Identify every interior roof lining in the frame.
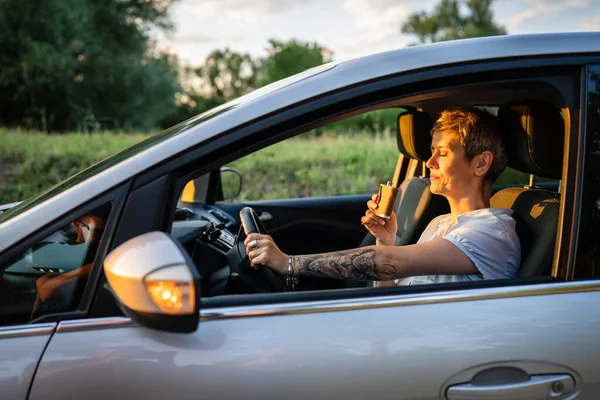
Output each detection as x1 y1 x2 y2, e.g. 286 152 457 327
392 78 567 118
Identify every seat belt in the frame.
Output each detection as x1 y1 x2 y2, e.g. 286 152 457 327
407 159 419 180
391 153 411 188
391 152 422 186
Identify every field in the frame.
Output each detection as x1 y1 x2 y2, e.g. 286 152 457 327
0 129 531 204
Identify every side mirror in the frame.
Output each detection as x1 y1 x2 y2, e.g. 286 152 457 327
220 167 242 201
103 231 201 333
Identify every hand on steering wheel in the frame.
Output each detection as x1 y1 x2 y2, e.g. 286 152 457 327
244 233 287 275
236 207 286 292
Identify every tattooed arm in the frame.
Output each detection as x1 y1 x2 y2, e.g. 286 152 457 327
294 247 395 281
244 234 477 281
293 238 477 281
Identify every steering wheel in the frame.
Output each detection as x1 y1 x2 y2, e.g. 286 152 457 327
227 207 285 293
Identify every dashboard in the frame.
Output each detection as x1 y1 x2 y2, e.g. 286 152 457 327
172 204 240 296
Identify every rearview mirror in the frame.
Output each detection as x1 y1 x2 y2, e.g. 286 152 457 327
103 231 201 333
220 167 242 201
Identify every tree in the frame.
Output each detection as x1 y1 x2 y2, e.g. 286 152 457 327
194 49 257 103
256 39 333 87
401 0 506 45
158 49 256 128
0 0 181 132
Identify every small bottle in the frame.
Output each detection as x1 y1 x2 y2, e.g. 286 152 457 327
374 181 399 219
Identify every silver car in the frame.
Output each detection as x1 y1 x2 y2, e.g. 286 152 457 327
1 32 600 399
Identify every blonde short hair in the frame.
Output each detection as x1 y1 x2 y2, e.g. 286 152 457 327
431 107 508 184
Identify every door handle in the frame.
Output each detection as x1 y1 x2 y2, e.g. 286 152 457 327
258 212 273 221
446 374 574 400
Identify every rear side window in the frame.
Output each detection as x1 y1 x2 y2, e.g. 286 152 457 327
0 203 111 325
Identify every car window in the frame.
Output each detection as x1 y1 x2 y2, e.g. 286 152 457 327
217 108 405 202
178 106 555 204
574 65 600 279
0 204 111 326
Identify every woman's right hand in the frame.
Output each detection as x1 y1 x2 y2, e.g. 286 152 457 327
361 194 398 246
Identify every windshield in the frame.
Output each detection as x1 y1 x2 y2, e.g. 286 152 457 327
0 63 336 224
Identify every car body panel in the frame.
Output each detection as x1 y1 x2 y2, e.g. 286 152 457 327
29 282 599 399
2 32 600 252
0 323 55 400
0 202 21 214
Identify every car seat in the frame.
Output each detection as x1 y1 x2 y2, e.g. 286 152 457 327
492 101 564 277
360 110 450 247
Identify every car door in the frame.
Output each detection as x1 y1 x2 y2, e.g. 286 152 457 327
26 281 599 400
0 323 55 400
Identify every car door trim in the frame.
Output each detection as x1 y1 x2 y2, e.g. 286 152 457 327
0 323 56 339
56 317 133 333
51 280 600 331
199 280 600 321
51 280 600 332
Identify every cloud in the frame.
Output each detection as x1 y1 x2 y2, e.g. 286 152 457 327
522 0 562 5
171 33 217 45
343 0 428 31
179 0 313 15
583 16 600 30
162 0 291 64
502 2 561 32
521 0 593 9
566 0 595 6
335 0 435 58
162 0 595 68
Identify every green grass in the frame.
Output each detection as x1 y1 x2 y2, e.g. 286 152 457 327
0 129 148 203
222 130 403 201
0 128 532 204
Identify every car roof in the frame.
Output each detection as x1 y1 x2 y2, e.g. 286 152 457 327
2 32 600 252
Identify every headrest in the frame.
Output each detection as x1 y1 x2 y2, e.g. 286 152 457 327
397 110 434 162
497 101 564 179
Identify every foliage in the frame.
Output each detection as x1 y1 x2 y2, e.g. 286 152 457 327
255 39 333 87
320 109 403 136
0 0 181 132
401 0 506 45
0 128 531 204
194 49 257 103
161 39 334 128
222 130 399 201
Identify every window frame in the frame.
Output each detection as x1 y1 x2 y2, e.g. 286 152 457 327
194 68 579 302
91 57 595 314
572 64 600 279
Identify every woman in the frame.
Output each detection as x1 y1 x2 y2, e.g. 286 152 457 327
244 107 521 287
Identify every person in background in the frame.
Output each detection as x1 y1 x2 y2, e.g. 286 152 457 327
35 214 105 306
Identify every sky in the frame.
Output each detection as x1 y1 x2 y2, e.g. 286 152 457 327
160 0 600 67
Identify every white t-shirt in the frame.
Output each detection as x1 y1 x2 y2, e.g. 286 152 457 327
397 208 521 286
